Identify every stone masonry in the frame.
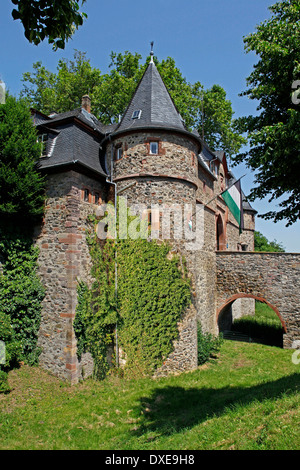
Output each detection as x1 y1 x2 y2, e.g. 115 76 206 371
29 56 300 383
216 252 300 348
34 170 106 383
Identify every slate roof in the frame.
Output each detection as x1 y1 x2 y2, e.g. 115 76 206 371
32 108 107 178
30 61 256 217
113 58 188 135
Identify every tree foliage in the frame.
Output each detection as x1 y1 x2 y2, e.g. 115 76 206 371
0 232 45 367
254 231 285 252
21 50 245 157
11 0 87 50
234 0 300 225
0 95 45 225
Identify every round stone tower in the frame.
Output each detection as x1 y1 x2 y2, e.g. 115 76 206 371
101 54 203 375
103 54 202 244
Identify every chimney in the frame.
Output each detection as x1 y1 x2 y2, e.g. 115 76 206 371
81 94 91 113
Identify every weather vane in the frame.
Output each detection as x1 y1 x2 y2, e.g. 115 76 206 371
150 41 154 62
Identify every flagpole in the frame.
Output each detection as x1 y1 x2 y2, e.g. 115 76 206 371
203 174 246 208
190 174 246 219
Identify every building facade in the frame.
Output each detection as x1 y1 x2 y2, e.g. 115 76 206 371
32 55 299 384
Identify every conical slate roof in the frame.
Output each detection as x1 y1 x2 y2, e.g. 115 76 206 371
115 57 186 134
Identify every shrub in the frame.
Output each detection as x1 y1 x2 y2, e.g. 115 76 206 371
197 323 223 365
0 311 22 394
0 232 45 365
0 370 10 394
0 311 22 369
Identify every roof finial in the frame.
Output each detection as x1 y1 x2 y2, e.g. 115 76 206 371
150 41 154 63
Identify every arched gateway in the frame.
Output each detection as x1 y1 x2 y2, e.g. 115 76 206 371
217 293 287 333
216 251 300 348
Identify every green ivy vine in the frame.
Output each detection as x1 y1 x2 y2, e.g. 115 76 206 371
74 206 192 379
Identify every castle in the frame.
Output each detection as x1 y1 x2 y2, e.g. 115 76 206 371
31 53 300 383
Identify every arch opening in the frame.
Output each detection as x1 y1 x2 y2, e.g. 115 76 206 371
216 214 226 251
217 294 286 348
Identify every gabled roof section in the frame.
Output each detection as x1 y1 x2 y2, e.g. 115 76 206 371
31 107 107 178
115 59 187 134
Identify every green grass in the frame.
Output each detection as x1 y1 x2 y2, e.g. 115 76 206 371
232 301 284 347
0 341 299 450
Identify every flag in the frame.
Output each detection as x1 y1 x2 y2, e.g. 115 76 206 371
221 179 244 232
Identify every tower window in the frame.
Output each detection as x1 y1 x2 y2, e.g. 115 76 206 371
84 189 90 202
132 110 142 119
116 146 123 160
94 192 101 204
149 141 158 155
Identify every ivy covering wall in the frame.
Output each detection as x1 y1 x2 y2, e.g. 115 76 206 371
74 211 192 379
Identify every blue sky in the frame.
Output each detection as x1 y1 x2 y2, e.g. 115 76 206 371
1 0 299 251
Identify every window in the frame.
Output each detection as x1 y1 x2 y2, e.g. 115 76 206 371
94 192 101 204
132 110 141 119
37 133 48 157
142 208 160 237
116 146 123 160
149 141 158 155
84 189 90 202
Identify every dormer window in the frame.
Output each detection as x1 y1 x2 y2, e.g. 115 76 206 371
37 133 48 157
210 161 219 176
149 141 158 155
132 110 142 120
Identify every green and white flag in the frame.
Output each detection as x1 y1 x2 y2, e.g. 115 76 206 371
221 178 244 232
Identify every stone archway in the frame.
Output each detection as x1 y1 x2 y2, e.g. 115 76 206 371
216 252 300 348
216 293 287 334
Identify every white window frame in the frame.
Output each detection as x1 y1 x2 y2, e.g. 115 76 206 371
149 141 159 155
132 110 142 120
37 133 48 157
116 147 123 160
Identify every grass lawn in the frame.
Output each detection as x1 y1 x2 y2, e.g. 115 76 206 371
232 301 284 347
0 340 299 450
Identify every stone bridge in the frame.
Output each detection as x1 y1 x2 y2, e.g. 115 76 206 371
215 252 300 348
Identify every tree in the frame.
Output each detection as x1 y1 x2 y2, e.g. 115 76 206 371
0 95 45 225
254 231 285 252
21 51 103 115
11 0 87 50
234 0 300 226
200 84 246 156
20 50 245 156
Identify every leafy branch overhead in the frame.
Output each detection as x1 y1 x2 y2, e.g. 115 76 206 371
233 0 300 226
11 0 87 50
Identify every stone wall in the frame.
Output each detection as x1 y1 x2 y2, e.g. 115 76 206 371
109 131 201 374
34 170 106 383
216 252 300 348
31 128 276 383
